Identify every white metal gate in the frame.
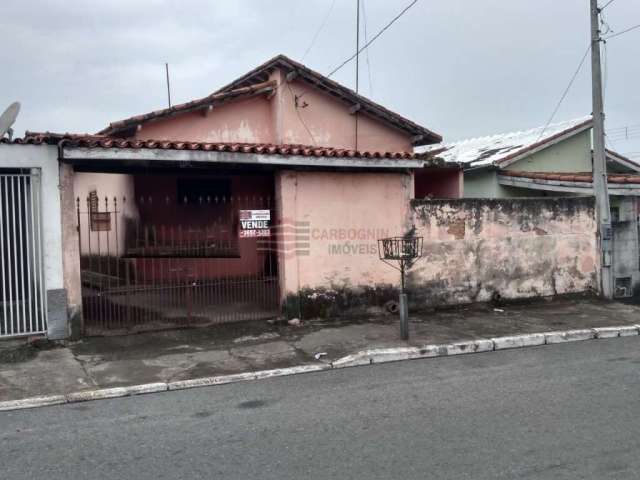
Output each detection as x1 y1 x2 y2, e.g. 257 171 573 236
0 169 46 337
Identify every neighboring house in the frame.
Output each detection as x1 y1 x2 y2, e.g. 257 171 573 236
93 54 460 200
421 117 640 298
419 117 640 199
4 54 461 338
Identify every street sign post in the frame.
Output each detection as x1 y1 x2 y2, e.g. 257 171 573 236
378 234 423 340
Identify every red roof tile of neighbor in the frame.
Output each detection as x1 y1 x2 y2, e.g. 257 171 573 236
500 170 640 184
8 132 445 162
99 54 442 144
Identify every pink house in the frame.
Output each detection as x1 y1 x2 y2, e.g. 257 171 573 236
100 55 442 152
55 54 461 334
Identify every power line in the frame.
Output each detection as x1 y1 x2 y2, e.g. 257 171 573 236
606 126 640 141
600 0 617 11
327 0 418 78
286 82 316 146
607 133 640 142
605 132 619 152
607 122 640 133
302 0 336 61
536 44 591 142
604 23 640 40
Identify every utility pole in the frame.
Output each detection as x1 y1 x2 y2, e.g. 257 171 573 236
590 0 613 298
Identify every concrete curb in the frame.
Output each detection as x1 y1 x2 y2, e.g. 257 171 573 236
0 365 331 412
1 325 638 412
545 329 595 344
492 333 546 350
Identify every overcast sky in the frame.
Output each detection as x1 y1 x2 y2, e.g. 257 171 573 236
2 0 639 157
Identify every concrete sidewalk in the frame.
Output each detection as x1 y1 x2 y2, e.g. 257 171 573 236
1 295 640 403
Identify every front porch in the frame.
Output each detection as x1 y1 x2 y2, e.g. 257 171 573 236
73 168 278 335
54 135 456 337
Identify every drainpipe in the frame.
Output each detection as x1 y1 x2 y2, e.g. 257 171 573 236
57 138 69 164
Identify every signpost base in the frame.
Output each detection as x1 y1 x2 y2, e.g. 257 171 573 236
399 293 409 340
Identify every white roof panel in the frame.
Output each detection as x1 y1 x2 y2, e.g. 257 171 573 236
417 117 592 168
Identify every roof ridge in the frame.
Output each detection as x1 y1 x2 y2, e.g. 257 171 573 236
99 54 441 144
440 116 593 148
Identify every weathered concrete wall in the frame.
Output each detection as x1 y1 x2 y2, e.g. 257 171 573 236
273 72 412 151
610 196 640 297
59 163 82 337
135 95 276 144
409 197 598 306
276 170 413 315
505 130 592 173
0 143 68 338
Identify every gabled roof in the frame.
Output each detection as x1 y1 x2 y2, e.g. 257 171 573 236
606 149 640 173
99 54 441 145
419 117 593 168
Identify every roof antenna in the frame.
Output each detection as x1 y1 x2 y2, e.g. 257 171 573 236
355 0 360 150
0 102 20 141
165 63 172 108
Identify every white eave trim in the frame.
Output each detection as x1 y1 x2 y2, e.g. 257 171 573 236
497 174 640 196
607 151 640 173
62 146 429 170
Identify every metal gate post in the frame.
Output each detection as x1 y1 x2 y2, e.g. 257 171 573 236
0 170 48 338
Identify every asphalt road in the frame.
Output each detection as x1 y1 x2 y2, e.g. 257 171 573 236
2 337 640 479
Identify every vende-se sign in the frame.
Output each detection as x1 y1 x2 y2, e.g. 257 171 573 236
239 210 271 238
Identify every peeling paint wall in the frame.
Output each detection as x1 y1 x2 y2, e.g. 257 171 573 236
273 74 412 152
276 170 413 296
275 169 415 318
128 69 415 152
0 143 69 338
135 96 276 144
276 181 598 318
409 197 598 306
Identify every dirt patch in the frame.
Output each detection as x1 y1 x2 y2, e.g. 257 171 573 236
0 339 62 364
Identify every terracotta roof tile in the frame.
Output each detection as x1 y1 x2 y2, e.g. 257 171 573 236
4 132 449 165
500 170 640 184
